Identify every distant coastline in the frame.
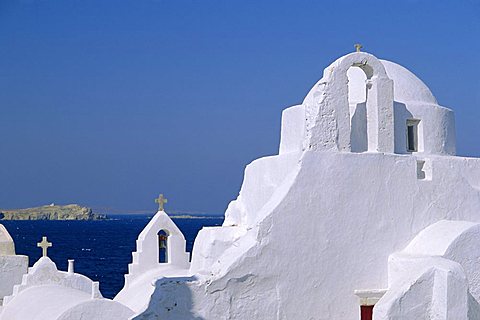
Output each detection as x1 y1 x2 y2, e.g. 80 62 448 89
168 214 223 220
0 204 107 221
0 205 224 221
105 213 224 220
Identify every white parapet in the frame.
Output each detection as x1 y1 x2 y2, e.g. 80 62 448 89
114 210 191 314
0 225 28 306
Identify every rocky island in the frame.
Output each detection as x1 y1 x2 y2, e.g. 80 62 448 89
0 204 107 220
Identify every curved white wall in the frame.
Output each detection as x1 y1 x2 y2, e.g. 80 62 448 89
134 52 470 320
280 56 457 156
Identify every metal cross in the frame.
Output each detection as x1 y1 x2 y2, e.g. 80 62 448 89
155 194 168 211
37 236 52 257
354 43 363 52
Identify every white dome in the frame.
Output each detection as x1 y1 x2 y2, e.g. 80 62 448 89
380 59 438 105
347 59 438 106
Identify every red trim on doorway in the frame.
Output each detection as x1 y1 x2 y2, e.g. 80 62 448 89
360 305 374 320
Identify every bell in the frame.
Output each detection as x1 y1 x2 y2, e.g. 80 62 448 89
159 235 168 249
159 240 166 249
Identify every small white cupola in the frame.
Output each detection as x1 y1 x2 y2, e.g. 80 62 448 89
279 49 456 156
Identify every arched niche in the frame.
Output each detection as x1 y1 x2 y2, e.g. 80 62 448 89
123 211 190 288
304 52 394 153
333 53 394 153
347 66 368 152
157 229 169 263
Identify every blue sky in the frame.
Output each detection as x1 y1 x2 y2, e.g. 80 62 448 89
1 0 479 214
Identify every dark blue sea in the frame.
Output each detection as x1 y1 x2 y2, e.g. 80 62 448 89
1 214 224 299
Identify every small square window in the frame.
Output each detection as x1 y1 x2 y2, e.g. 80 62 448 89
406 119 420 152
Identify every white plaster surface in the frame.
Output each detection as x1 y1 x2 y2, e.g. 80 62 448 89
116 265 190 315
374 256 469 320
223 152 301 228
347 58 455 155
0 257 133 320
385 220 480 310
374 220 480 319
115 210 190 314
57 299 135 320
0 256 28 305
133 52 480 319
1 51 477 319
135 151 480 319
279 105 305 155
303 52 396 153
0 225 15 256
0 225 28 305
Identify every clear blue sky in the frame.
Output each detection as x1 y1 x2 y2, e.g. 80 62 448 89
1 0 479 214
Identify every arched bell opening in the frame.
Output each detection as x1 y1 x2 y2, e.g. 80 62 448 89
347 66 369 152
157 229 169 263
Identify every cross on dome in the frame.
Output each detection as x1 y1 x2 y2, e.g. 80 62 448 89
155 194 168 211
354 43 363 52
37 236 52 257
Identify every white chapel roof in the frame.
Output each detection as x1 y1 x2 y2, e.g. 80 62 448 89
380 59 438 105
0 225 15 255
0 256 134 320
345 55 438 106
0 285 91 320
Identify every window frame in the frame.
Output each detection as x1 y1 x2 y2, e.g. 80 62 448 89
406 119 420 152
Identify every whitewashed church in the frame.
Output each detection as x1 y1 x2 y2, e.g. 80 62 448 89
1 49 480 319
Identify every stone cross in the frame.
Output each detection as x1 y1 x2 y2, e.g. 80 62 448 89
155 194 168 211
354 43 363 52
37 236 52 257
